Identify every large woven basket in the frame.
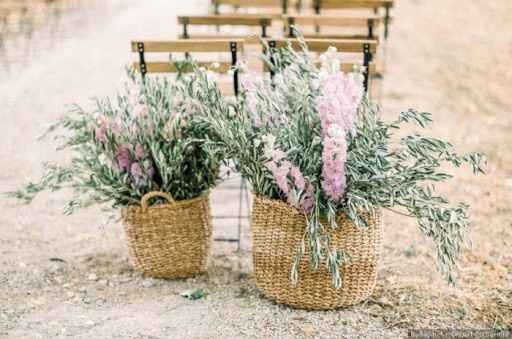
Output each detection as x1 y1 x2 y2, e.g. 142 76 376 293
252 195 382 310
122 191 212 279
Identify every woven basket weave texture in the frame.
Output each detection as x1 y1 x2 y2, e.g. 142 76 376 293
252 195 382 310
122 192 212 279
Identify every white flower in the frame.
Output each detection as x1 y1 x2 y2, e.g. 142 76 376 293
262 134 276 149
311 79 320 91
327 125 345 140
237 60 249 72
98 154 108 166
205 70 219 81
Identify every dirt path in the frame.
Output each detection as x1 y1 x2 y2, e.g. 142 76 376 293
1 0 511 338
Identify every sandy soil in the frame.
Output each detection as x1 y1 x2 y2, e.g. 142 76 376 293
0 0 511 338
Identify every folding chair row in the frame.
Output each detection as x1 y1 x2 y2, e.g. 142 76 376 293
212 0 394 14
131 38 377 95
211 0 394 39
178 13 385 41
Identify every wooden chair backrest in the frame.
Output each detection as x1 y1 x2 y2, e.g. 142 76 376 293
312 0 394 38
131 39 245 95
178 15 273 39
213 0 291 14
283 14 382 40
263 38 377 90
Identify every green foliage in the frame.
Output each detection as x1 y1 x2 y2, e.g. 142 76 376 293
199 42 486 287
8 69 224 213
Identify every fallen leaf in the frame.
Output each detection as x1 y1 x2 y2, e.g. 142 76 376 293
180 288 206 300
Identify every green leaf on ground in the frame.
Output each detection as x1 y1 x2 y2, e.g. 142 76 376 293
180 288 206 300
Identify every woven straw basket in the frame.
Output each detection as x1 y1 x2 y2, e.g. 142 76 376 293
252 195 382 310
122 191 212 279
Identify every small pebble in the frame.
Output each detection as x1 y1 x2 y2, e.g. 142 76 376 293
88 273 98 281
142 279 156 288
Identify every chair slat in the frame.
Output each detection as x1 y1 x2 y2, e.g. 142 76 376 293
133 61 233 74
131 40 245 53
266 38 378 53
317 0 394 9
215 0 284 7
178 15 272 26
263 61 377 74
302 33 380 40
284 14 382 27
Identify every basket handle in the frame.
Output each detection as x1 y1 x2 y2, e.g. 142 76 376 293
140 191 175 212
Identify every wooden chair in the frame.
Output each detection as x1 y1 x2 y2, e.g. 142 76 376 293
262 38 378 91
312 0 394 39
284 14 382 40
178 15 273 41
212 0 292 15
131 39 244 96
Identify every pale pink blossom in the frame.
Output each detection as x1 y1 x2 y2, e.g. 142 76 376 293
316 62 364 202
263 134 314 212
94 116 109 143
290 166 305 191
301 178 315 214
135 144 146 160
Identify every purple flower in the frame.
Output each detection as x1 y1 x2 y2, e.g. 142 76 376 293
116 144 133 172
130 162 143 177
146 162 155 178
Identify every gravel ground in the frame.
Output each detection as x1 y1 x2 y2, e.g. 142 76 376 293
0 0 511 338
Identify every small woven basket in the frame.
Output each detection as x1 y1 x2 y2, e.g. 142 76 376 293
252 195 382 310
122 191 212 279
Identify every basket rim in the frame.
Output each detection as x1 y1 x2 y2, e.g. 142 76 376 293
123 193 209 214
253 194 304 217
253 194 381 221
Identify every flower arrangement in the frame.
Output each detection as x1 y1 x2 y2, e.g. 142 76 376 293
9 69 224 213
201 41 486 288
